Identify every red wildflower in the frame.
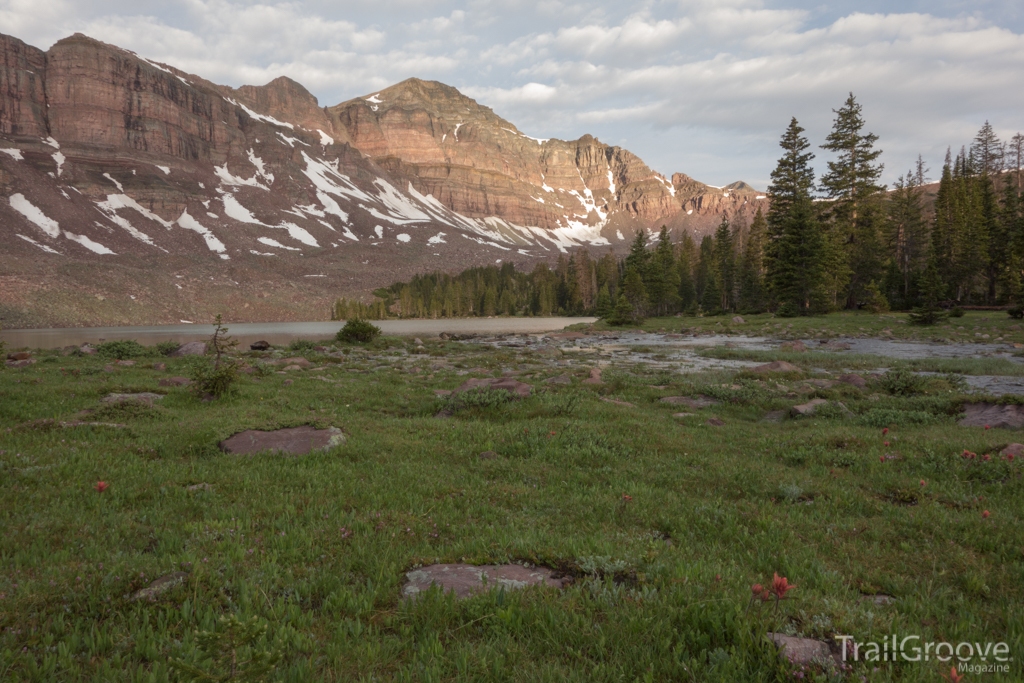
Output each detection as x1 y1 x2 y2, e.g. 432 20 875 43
770 573 795 600
94 481 108 493
920 480 927 487
751 583 763 596
880 456 885 463
985 424 991 430
1006 453 1015 462
983 454 991 461
884 441 890 447
944 665 965 682
983 510 990 519
882 428 889 435
621 494 633 502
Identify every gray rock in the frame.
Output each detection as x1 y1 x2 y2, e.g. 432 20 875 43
544 374 572 385
791 398 828 417
582 367 603 385
780 340 808 352
250 340 271 351
1001 443 1024 457
170 341 206 357
960 403 1024 429
403 563 566 600
732 316 745 324
837 373 866 388
132 572 188 601
102 392 164 404
158 377 190 387
219 426 346 456
767 633 836 666
751 361 802 374
455 377 532 398
660 395 719 409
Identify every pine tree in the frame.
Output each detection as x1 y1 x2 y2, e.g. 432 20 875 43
647 226 680 315
738 207 767 313
765 118 827 315
713 217 735 311
676 232 697 311
886 157 928 307
909 259 949 325
819 93 885 308
620 266 648 322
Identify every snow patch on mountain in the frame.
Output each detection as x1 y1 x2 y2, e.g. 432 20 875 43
64 231 114 255
177 210 228 257
16 233 60 254
10 194 60 237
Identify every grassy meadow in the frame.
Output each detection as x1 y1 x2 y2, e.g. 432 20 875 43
2 313 1023 681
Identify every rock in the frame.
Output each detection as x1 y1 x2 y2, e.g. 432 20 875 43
283 379 294 386
780 340 807 352
132 572 189 601
219 426 346 456
403 564 566 600
478 450 498 460
767 633 835 666
959 403 1024 429
732 316 745 324
659 396 719 409
114 360 135 366
280 357 312 368
837 373 866 388
158 376 190 387
823 341 852 351
672 412 696 418
600 397 634 407
186 483 212 492
861 594 895 605
282 364 303 372
455 377 532 399
7 351 32 361
705 417 725 426
762 409 787 423
581 367 603 385
413 338 423 345
103 364 116 373
804 379 834 389
79 345 97 355
1000 443 1024 457
5 359 35 368
544 374 572 385
548 331 585 340
750 361 802 374
791 398 828 417
434 389 453 397
250 340 271 351
170 341 206 357
152 362 167 371
101 392 164 404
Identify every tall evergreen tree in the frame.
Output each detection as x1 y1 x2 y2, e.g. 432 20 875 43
885 156 928 306
738 208 767 313
648 226 680 315
713 217 735 311
676 232 697 311
766 118 826 315
819 93 885 307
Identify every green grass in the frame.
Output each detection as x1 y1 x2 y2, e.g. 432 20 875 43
1 337 1022 681
571 310 1024 344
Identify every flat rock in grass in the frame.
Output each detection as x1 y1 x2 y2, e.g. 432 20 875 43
959 403 1024 429
767 633 835 666
151 362 167 371
1001 443 1024 457
660 396 719 409
170 341 206 357
455 377 532 398
132 572 188 601
601 397 634 407
705 417 725 426
102 392 164 404
582 367 603 385
751 361 802 374
282 364 304 372
732 316 745 324
672 412 696 418
544 374 572 385
7 351 32 361
780 340 808 352
434 389 453 397
791 398 828 417
5 359 35 367
403 564 566 600
158 376 190 387
838 373 867 389
804 379 834 389
280 357 312 368
861 594 895 605
219 426 346 456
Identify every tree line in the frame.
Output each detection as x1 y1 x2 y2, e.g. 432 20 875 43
332 95 1023 323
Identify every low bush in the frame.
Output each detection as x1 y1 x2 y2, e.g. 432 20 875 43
96 340 151 360
336 319 381 344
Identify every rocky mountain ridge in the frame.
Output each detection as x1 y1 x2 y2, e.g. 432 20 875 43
1 31 763 327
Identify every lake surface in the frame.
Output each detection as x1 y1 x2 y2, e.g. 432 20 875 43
0 318 597 349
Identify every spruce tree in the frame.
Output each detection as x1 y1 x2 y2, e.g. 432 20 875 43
819 93 884 308
765 118 826 315
738 208 767 313
885 157 928 306
621 266 649 320
677 233 697 312
713 217 735 311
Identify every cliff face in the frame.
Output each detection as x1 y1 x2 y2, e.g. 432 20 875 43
0 31 765 328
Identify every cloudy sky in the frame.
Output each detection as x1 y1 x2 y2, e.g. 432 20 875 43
3 0 1022 188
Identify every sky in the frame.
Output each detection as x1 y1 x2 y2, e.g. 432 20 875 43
2 0 1022 189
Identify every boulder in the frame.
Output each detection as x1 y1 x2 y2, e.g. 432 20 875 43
170 341 206 357
250 340 271 351
158 377 191 387
837 373 866 389
152 362 167 371
1001 443 1024 457
767 633 835 666
282 364 304 372
5 359 35 368
959 403 1024 429
750 361 801 374
7 351 31 361
581 367 603 385
219 425 346 456
780 340 807 352
544 374 572 385
280 357 312 368
101 392 164 404
791 398 828 417
114 360 135 366
403 564 566 600
732 316 745 324
455 377 532 399
132 572 189 601
823 341 852 351
79 344 97 355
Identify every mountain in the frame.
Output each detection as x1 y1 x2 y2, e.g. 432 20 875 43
0 32 764 328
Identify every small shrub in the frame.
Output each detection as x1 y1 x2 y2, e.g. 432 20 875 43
97 340 151 360
336 319 381 344
156 340 181 356
438 388 516 415
288 339 318 352
856 409 942 428
169 614 282 682
949 306 965 318
188 315 239 398
879 367 924 396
